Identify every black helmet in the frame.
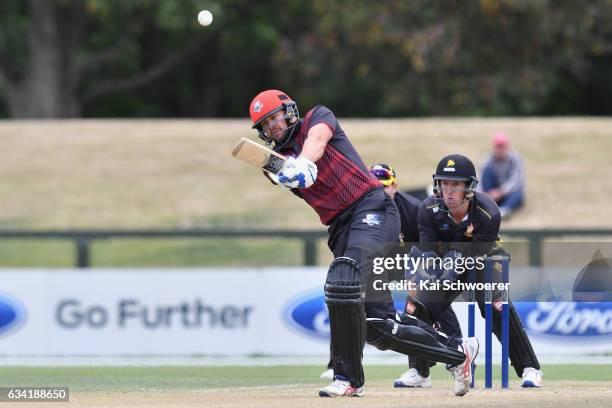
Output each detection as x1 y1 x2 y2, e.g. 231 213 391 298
433 154 478 199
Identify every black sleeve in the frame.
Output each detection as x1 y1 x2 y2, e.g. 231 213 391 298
308 106 338 133
473 214 501 242
401 209 420 243
417 204 447 255
395 193 420 243
472 213 502 256
417 203 439 243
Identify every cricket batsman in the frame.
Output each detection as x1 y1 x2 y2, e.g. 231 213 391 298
248 90 479 397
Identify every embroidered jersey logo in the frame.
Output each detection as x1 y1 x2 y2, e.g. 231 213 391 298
362 213 381 226
465 223 474 238
440 223 451 231
405 301 416 314
443 159 456 172
253 100 263 113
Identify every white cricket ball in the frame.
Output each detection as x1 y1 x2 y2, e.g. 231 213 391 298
198 10 213 26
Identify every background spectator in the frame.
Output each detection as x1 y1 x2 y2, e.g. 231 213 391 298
480 133 525 218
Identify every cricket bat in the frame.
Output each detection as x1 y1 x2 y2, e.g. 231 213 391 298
231 137 287 174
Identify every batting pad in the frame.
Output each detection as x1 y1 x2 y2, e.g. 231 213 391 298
325 257 366 388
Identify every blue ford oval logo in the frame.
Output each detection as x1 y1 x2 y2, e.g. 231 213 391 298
283 289 405 340
284 289 329 340
0 292 27 337
515 302 612 339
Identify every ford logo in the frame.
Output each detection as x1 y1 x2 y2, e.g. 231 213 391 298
283 289 405 340
515 302 612 339
283 289 329 340
0 292 27 337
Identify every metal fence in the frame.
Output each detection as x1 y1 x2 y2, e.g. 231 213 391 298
1 228 611 268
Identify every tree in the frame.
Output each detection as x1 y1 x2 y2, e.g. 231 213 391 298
1 0 611 118
0 0 212 118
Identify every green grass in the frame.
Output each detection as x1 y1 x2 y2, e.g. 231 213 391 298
91 238 304 267
0 240 74 267
1 119 611 267
0 238 306 267
0 365 609 392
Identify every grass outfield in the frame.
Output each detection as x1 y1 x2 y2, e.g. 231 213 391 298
2 365 611 390
1 365 610 407
2 118 611 230
1 119 611 267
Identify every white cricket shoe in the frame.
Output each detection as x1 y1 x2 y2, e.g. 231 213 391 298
393 368 432 388
319 375 364 397
320 368 334 381
448 337 479 397
521 367 543 388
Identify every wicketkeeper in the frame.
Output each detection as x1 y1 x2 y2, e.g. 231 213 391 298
404 154 543 389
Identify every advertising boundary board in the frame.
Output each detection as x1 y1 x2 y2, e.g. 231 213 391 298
0 268 610 358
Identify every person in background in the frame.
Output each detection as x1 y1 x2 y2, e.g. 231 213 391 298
369 164 420 244
480 133 525 218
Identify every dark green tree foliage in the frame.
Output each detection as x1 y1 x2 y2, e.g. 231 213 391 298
0 0 222 117
0 0 611 118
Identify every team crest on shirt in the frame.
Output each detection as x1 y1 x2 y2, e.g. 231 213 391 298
465 223 474 238
362 213 381 226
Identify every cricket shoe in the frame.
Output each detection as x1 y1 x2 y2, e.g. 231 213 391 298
521 367 543 388
319 375 364 397
393 368 432 388
320 368 334 381
447 337 479 397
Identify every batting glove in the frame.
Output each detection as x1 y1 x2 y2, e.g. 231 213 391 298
268 156 318 189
